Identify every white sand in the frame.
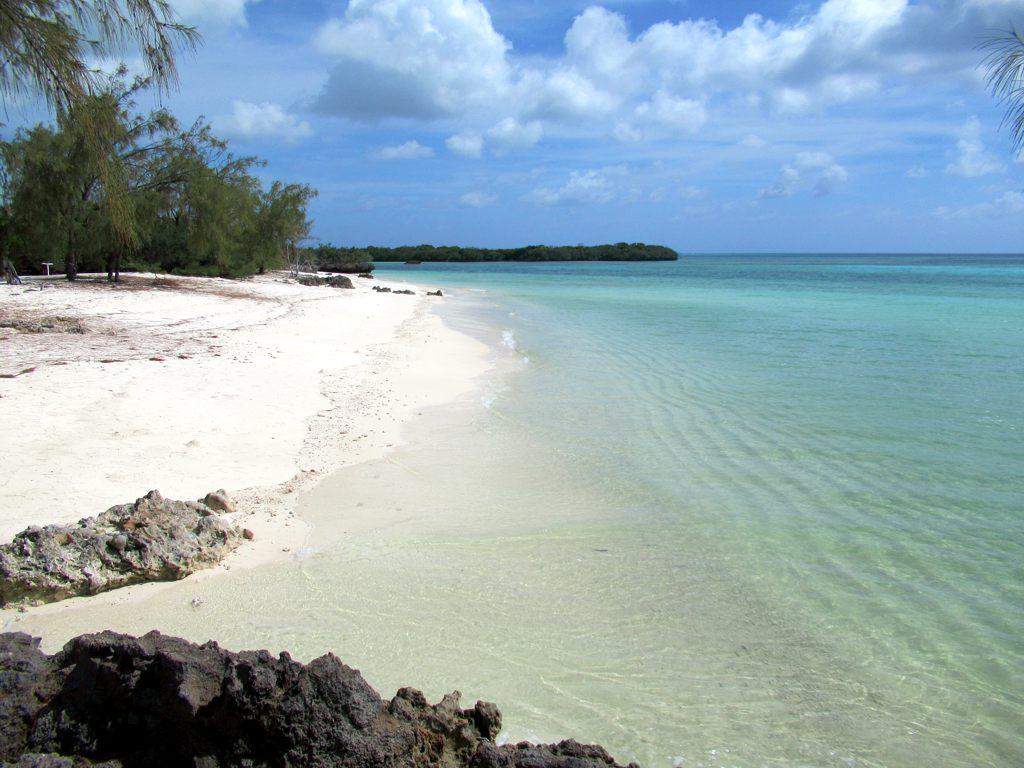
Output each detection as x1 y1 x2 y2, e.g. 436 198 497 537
0 272 490 589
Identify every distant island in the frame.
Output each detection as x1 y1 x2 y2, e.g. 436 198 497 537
304 243 677 268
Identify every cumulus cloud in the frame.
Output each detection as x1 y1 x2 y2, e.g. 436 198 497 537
307 0 1024 158
446 131 484 158
760 151 848 198
626 90 708 136
526 165 629 205
312 0 512 120
372 140 434 160
459 191 497 207
486 118 543 154
946 117 1004 177
216 101 312 142
935 190 1024 218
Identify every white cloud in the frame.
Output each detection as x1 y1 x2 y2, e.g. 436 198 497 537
307 0 1024 158
613 121 643 143
526 165 629 205
628 91 708 136
761 151 848 198
740 134 767 149
446 131 484 158
935 190 1024 218
906 166 928 178
459 191 497 207
372 140 434 160
946 117 1004 178
313 0 512 120
170 0 253 28
216 100 312 142
486 118 543 154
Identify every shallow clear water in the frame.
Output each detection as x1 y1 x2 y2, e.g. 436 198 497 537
23 255 1020 767
352 255 1024 767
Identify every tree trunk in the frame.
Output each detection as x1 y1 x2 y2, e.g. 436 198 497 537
3 258 20 285
66 226 78 281
105 253 122 282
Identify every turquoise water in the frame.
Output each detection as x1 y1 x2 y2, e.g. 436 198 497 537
6 255 1019 765
356 255 1024 766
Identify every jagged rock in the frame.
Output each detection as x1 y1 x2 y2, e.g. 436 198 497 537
297 275 354 289
0 491 243 607
393 289 415 296
0 631 635 768
372 286 392 293
357 273 374 280
2 755 120 767
426 290 443 297
201 490 235 515
3 753 121 765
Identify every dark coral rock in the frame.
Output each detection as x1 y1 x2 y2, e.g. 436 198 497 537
0 631 634 768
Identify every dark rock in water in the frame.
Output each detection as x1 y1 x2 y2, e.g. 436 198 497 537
318 262 374 274
426 290 443 297
297 274 355 289
0 491 243 607
357 273 374 279
372 286 392 293
0 631 635 768
393 289 415 295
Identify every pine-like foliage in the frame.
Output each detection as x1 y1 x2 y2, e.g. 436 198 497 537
0 0 198 112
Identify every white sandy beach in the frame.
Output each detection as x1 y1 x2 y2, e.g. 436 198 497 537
0 271 490 634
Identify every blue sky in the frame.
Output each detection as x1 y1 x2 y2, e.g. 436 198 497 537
18 0 1024 252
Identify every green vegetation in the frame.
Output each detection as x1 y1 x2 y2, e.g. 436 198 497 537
0 1 313 281
0 73 316 280
0 0 198 114
305 243 679 264
300 244 374 273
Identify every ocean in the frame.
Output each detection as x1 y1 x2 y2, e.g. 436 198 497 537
73 254 1019 767
350 254 1022 767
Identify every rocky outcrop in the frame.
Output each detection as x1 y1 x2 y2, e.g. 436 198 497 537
426 290 442 297
0 491 242 607
372 286 391 293
0 631 635 768
393 289 415 296
297 275 355 289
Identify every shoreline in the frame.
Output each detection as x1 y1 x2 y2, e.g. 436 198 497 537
0 271 493 638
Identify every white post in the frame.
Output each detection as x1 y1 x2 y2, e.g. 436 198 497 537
42 262 53 276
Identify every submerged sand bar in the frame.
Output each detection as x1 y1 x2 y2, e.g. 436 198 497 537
0 272 490 597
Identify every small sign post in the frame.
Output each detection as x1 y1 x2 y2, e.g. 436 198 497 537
42 262 53 276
